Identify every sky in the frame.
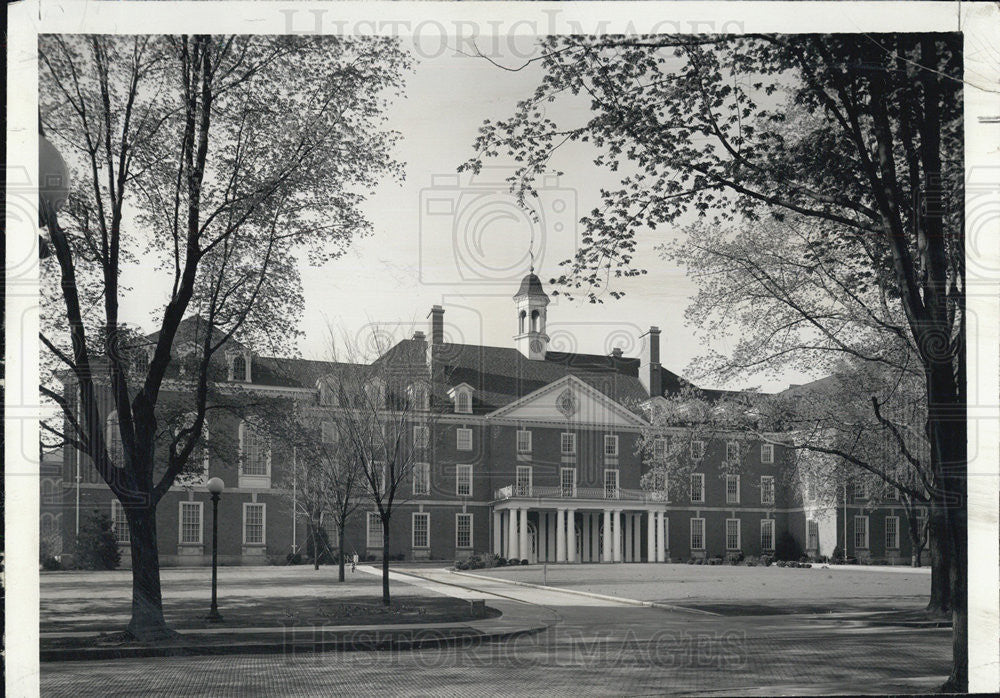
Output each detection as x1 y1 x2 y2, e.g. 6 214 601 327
119 35 817 393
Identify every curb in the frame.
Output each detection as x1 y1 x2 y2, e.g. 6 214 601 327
447 569 722 616
40 623 544 662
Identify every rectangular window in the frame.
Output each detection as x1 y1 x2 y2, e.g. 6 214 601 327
604 434 619 457
653 437 667 460
456 464 472 497
725 518 741 551
690 473 705 503
652 470 668 496
884 487 900 502
690 518 705 550
456 428 473 451
560 467 577 498
367 512 382 548
179 501 203 545
807 521 819 550
240 422 270 476
111 500 130 545
854 515 869 549
456 513 473 549
561 432 576 455
413 426 430 449
726 441 740 463
690 440 705 460
515 465 532 496
760 443 774 464
243 503 266 545
760 476 775 505
885 516 900 549
516 430 532 454
854 480 869 502
761 519 775 551
321 421 336 444
726 474 740 504
413 462 430 496
412 512 430 548
604 469 620 499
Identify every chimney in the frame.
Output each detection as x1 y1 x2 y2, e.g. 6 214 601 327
640 326 663 397
611 347 623 359
428 305 445 345
413 330 426 342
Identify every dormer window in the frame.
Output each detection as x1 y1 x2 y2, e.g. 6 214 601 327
228 352 251 382
318 379 338 407
407 382 429 411
448 383 474 415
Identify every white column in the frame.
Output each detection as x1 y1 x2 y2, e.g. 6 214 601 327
633 514 642 561
518 508 529 562
507 509 517 560
548 511 557 561
542 512 550 562
556 508 567 562
625 512 633 563
567 510 577 563
493 510 502 555
602 509 612 562
582 513 591 562
660 511 669 561
613 510 622 563
655 512 664 563
647 510 655 562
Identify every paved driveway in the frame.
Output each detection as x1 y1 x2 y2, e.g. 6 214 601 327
41 566 950 696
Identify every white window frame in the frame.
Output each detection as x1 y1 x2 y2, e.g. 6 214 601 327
242 502 266 546
413 425 430 449
412 512 430 549
807 521 819 551
760 476 775 505
456 464 473 497
367 512 382 549
604 469 620 499
178 501 204 546
690 517 705 551
725 518 741 551
761 518 775 551
604 434 619 458
239 421 271 486
560 467 577 498
412 462 431 496
456 428 473 452
111 499 130 545
561 432 577 455
455 513 473 549
726 441 740 463
454 389 472 414
885 515 900 550
884 487 900 502
409 383 429 411
760 443 774 464
653 437 667 460
690 440 705 460
854 515 869 549
726 474 740 505
690 473 705 503
515 465 533 496
516 429 532 454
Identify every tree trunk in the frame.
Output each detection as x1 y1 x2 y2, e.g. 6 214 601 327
381 518 391 606
311 521 320 571
338 523 346 582
927 507 950 613
124 504 173 641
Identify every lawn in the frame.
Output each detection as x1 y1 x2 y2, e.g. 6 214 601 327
470 563 931 614
41 565 495 633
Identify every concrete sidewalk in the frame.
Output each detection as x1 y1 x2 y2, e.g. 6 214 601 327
40 565 551 662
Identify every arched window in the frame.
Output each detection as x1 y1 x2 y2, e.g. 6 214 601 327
531 309 540 332
456 391 471 414
232 354 247 382
519 310 527 333
106 411 125 468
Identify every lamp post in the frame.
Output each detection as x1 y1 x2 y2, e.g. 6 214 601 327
206 477 225 622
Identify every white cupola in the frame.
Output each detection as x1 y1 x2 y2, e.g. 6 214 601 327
513 270 550 360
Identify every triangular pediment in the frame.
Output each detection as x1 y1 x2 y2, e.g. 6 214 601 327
486 375 647 427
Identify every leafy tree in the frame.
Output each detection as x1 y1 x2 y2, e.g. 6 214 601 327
75 510 121 571
464 34 966 689
39 35 408 639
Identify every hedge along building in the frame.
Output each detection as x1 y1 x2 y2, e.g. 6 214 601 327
59 272 879 567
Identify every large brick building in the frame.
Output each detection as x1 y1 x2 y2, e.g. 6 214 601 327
56 272 916 566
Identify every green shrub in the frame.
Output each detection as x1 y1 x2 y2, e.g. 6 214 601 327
726 551 744 565
520 558 529 566
75 510 121 571
41 556 62 571
760 554 773 567
774 531 802 561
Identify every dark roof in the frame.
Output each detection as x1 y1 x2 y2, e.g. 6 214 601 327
513 273 547 299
